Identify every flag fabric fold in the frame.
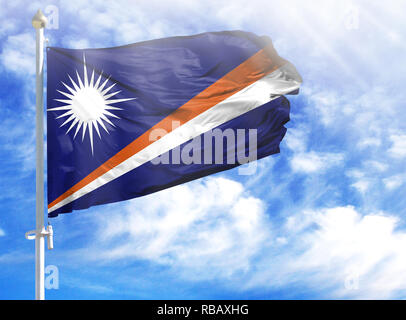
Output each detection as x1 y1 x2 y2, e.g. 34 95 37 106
46 30 302 217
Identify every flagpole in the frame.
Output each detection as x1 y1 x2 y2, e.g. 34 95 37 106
32 9 47 301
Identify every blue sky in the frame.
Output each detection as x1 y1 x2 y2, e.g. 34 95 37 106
1 0 406 299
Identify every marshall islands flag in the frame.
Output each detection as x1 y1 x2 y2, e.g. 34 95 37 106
47 31 302 217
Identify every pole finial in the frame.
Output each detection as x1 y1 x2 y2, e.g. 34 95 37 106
32 9 47 29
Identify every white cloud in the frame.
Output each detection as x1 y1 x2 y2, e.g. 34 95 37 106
0 228 5 237
63 276 114 294
290 151 344 173
301 82 406 202
284 127 308 153
67 180 406 299
308 90 341 127
382 174 406 190
351 179 370 194
303 85 404 149
85 177 271 278
388 134 406 158
0 115 36 174
298 207 406 299
0 251 33 264
247 206 406 299
346 169 371 194
357 137 381 149
63 37 90 49
362 160 387 172
61 0 200 48
0 32 35 76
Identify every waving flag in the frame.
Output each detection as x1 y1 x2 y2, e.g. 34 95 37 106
47 31 302 217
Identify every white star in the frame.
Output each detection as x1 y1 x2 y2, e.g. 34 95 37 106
48 55 135 154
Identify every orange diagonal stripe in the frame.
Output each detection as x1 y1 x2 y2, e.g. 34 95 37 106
48 44 285 210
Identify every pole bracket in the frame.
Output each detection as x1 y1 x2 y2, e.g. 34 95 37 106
25 225 54 250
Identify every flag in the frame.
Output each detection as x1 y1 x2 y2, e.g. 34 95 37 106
47 31 302 217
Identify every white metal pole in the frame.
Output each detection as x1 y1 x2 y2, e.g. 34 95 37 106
32 9 47 301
